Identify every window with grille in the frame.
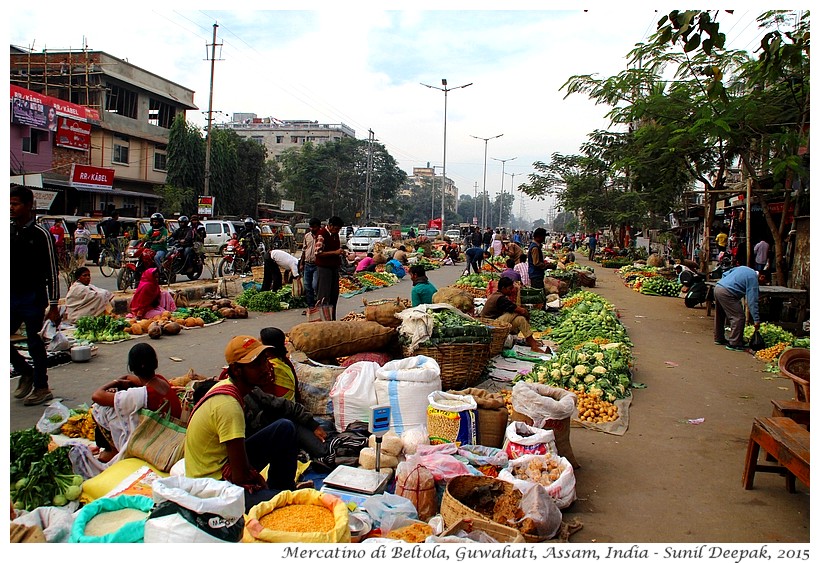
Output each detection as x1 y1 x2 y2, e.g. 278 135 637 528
154 144 167 171
106 83 138 119
149 99 176 128
22 129 43 154
113 134 130 164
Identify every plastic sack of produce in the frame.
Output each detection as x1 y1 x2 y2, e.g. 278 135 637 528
414 443 472 482
144 476 245 543
70 495 154 543
395 457 438 521
294 361 345 424
511 477 564 540
243 489 350 543
502 421 557 460
329 361 380 432
289 321 397 360
498 452 576 510
375 355 441 435
426 390 477 446
36 400 71 434
510 381 579 468
362 492 418 531
455 444 509 477
358 446 399 470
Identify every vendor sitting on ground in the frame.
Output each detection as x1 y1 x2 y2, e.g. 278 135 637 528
409 264 437 306
185 335 302 511
355 252 377 272
65 267 114 324
392 245 408 265
91 343 181 464
384 257 407 278
500 258 521 283
129 267 176 320
480 276 546 353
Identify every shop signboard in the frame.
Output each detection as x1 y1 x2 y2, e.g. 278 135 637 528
281 199 295 212
32 189 58 211
55 117 92 150
198 196 215 217
70 164 115 190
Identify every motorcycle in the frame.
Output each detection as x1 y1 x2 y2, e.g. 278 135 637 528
681 266 725 308
116 240 175 290
217 236 265 277
167 243 204 281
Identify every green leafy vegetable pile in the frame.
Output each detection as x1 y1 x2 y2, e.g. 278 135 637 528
74 315 130 342
11 428 83 510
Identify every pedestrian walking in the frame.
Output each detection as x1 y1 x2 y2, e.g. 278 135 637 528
753 238 770 274
11 185 61 406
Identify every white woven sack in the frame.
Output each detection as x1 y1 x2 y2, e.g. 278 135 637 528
329 361 380 432
375 355 442 434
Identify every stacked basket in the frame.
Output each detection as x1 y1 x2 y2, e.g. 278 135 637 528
403 342 490 391
481 318 512 357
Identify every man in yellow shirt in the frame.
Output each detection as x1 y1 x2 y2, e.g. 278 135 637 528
715 229 729 253
185 335 299 510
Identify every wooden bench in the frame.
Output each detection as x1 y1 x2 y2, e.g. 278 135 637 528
742 417 810 493
771 399 810 430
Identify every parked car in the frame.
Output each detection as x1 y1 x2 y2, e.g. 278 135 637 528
339 225 356 247
346 226 391 252
444 229 462 243
425 229 442 239
201 219 239 255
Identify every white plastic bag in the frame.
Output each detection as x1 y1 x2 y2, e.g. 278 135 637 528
362 492 418 531
375 355 441 434
144 476 245 543
513 479 564 539
329 361 380 432
502 421 557 460
498 453 577 510
36 400 71 434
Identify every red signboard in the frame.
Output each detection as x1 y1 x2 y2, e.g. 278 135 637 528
70 164 115 189
10 85 99 123
55 117 92 150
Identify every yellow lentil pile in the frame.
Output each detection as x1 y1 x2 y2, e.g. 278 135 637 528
258 504 335 533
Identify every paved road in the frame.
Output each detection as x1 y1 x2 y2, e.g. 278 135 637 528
11 255 808 542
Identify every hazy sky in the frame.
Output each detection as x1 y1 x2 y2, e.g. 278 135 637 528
8 2 770 224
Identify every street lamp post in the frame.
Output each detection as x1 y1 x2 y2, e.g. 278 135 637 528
422 79 472 229
431 165 444 226
470 133 503 228
506 171 517 232
492 157 516 228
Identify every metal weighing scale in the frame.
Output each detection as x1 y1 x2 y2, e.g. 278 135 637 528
320 405 392 497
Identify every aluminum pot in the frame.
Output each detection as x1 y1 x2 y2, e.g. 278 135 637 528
70 345 92 362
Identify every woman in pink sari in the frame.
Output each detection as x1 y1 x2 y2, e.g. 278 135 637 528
130 268 176 319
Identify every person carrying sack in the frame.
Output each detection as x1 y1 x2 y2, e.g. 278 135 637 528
184 335 301 512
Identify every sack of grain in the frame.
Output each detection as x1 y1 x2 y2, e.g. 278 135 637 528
368 431 404 457
432 287 475 313
329 361 380 432
449 388 509 448
365 297 407 328
144 476 245 543
243 489 350 543
502 421 558 460
509 382 579 468
359 446 399 470
426 391 477 446
289 321 397 360
70 495 154 543
375 356 442 435
294 361 345 423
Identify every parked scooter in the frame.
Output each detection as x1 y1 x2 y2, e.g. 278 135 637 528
217 235 265 277
116 240 175 290
681 264 725 308
167 243 204 281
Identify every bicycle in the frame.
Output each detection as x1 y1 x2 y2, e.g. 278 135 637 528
98 237 126 277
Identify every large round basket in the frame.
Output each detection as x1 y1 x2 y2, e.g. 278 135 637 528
481 318 511 356
778 347 810 402
403 342 489 391
440 475 538 542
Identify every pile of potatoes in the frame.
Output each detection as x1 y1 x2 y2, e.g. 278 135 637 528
125 311 203 339
194 298 249 320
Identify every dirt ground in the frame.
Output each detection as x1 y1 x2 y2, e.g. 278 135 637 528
561 255 810 543
8 255 810 543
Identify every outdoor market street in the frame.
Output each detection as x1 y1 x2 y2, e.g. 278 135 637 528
10 254 809 543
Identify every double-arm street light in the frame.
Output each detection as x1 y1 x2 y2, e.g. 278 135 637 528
492 156 516 228
422 79 472 229
470 133 503 228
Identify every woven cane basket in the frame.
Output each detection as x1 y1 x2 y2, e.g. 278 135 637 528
441 518 525 543
440 475 538 542
481 318 512 356
403 342 490 391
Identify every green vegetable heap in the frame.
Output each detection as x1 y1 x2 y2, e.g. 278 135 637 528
424 310 491 345
743 322 796 348
74 315 131 342
548 293 631 349
11 428 84 510
184 307 221 324
637 276 681 297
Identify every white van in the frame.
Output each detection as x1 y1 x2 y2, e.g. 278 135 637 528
201 220 238 255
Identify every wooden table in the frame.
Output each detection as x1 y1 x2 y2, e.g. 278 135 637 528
705 282 808 329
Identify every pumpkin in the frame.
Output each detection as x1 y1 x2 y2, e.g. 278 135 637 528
163 322 182 335
148 323 163 339
130 324 144 336
139 319 153 331
195 317 206 327
185 317 198 328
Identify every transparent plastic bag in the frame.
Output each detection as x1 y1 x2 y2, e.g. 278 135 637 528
36 400 71 434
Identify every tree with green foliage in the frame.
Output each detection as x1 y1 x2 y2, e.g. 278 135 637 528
162 114 204 215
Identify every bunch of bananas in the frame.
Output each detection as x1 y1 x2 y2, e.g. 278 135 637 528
61 411 96 441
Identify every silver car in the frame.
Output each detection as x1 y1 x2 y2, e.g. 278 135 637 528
346 226 391 252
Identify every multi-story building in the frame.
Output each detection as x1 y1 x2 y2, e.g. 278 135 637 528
402 166 458 212
215 113 355 162
10 45 198 217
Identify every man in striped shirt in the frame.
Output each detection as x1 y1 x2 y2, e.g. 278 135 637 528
11 185 61 405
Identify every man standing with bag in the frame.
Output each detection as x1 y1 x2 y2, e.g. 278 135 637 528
315 216 344 320
11 185 61 406
300 218 322 313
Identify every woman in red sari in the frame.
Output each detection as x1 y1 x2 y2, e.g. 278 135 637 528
130 267 176 319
